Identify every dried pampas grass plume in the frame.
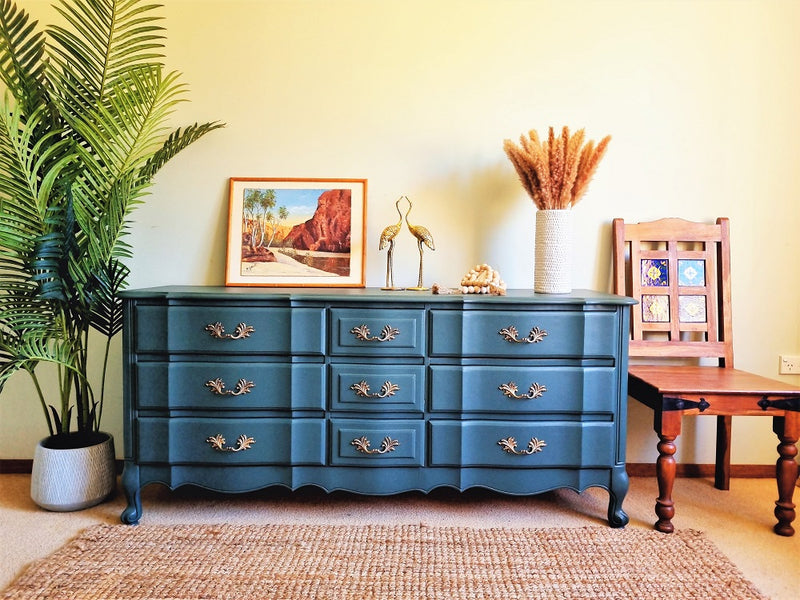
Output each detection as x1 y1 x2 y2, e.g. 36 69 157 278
503 126 610 210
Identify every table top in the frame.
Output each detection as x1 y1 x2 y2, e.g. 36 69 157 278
629 365 800 395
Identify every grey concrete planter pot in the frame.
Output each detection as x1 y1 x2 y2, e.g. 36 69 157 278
30 432 116 511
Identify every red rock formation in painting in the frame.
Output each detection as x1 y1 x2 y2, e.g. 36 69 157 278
282 189 351 252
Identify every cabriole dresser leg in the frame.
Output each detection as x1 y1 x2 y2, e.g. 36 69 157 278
120 461 142 525
607 465 630 527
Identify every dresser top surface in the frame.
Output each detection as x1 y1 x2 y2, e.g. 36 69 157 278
121 286 635 306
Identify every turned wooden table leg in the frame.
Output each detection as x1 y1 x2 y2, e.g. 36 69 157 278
654 410 682 534
773 414 799 537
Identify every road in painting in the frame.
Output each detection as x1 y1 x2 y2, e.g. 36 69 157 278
240 187 352 277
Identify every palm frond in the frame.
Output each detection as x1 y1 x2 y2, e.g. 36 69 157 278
0 0 48 115
47 0 165 104
0 103 76 311
0 334 74 393
67 172 136 288
57 65 182 177
30 196 80 302
89 258 129 337
0 99 73 213
140 121 225 181
0 103 77 306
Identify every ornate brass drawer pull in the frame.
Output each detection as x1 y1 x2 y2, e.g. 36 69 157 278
349 324 400 342
351 435 400 454
499 381 547 400
498 436 547 455
205 433 255 452
349 380 400 399
205 322 255 340
498 325 548 344
204 378 255 396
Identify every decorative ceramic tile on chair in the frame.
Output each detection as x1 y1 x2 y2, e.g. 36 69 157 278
641 259 669 287
678 260 705 287
679 295 707 323
642 294 670 322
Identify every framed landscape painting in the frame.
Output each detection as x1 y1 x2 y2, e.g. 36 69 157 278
225 178 367 287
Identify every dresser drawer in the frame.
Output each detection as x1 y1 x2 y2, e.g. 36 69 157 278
134 305 325 354
429 420 615 467
329 364 425 412
429 309 619 358
135 362 325 411
430 366 616 414
330 308 424 356
329 419 424 466
136 417 325 464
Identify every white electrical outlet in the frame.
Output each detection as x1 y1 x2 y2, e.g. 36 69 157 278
779 355 800 374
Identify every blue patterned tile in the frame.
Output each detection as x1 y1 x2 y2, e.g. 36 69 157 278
641 259 669 287
678 260 705 287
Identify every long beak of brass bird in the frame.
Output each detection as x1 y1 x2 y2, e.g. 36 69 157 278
378 197 406 290
402 196 435 291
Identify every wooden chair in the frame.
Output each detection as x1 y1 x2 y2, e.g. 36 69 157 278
612 217 800 536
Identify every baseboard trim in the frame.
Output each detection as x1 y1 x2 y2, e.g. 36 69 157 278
626 463 776 479
0 459 782 479
0 460 32 474
0 459 124 474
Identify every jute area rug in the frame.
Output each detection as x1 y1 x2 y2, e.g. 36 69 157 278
1 523 766 599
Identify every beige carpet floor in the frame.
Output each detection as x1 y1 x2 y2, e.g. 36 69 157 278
0 474 798 598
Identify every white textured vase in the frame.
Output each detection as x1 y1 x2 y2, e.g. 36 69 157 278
31 432 116 511
534 209 573 294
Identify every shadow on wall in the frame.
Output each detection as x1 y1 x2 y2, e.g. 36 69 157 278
408 161 535 290
208 179 233 285
596 220 614 292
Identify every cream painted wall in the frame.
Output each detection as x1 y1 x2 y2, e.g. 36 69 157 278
2 0 799 468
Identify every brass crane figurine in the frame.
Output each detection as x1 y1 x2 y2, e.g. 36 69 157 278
403 196 435 291
378 197 406 290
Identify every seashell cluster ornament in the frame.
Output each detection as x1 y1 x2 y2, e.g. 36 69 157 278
460 264 507 295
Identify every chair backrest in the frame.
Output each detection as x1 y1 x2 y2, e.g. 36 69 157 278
611 217 733 367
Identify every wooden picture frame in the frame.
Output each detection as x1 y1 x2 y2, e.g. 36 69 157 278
225 177 367 287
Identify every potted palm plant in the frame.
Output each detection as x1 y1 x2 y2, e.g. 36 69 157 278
0 0 223 510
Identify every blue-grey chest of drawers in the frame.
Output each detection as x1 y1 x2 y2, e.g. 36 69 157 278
120 286 634 526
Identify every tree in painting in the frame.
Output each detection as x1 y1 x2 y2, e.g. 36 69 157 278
267 206 290 249
242 188 288 253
